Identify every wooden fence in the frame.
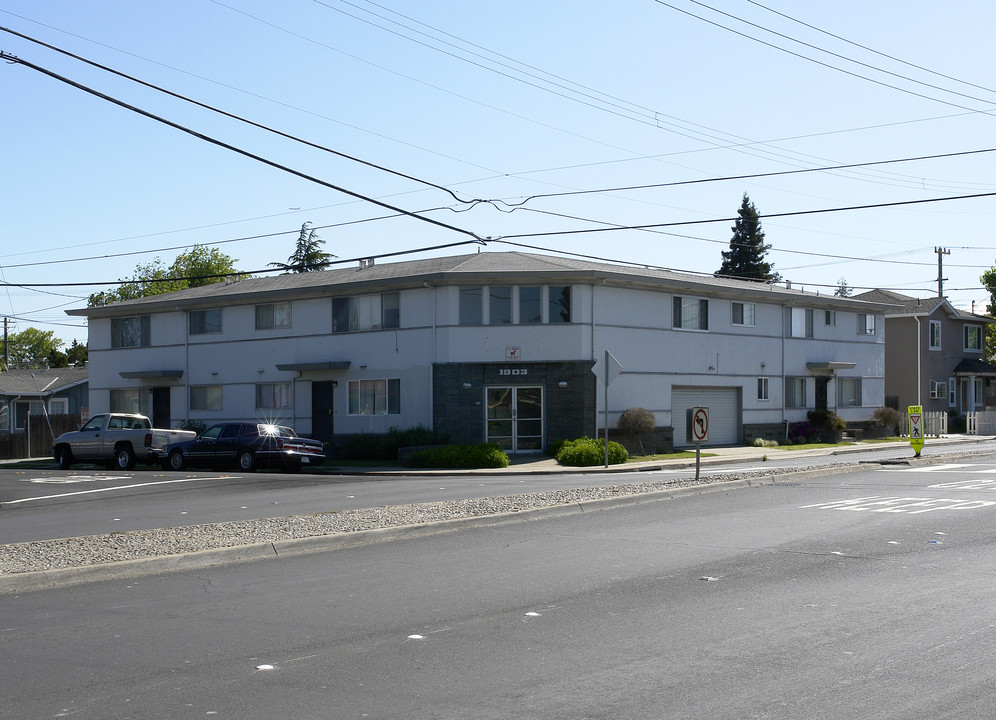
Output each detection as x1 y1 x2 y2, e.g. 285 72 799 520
898 411 947 437
0 413 81 460
966 410 996 435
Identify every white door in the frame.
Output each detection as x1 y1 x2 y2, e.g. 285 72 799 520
672 386 741 446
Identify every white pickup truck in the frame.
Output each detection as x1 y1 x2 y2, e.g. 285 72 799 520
52 413 196 471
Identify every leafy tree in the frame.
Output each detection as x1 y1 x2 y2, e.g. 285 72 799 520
270 222 336 273
88 246 246 307
715 193 780 283
66 339 88 367
4 327 65 369
834 277 852 297
980 267 996 361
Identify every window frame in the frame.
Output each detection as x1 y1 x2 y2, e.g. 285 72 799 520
837 377 862 407
857 313 877 336
255 382 292 410
825 310 836 326
188 308 223 336
190 385 223 412
111 315 151 348
518 286 542 324
547 285 572 324
332 293 400 332
732 301 756 327
347 378 401 416
673 295 709 331
757 376 769 401
928 320 942 350
964 324 983 352
785 376 807 408
929 379 947 400
787 307 814 338
255 302 292 331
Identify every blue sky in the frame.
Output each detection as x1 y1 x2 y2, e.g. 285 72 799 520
2 0 996 348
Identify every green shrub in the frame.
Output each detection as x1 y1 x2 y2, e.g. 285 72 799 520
871 407 902 435
340 425 449 461
556 437 628 466
546 438 568 457
751 437 778 447
617 407 656 453
403 443 509 469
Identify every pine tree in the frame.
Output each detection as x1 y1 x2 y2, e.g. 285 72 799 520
715 193 780 283
270 222 336 273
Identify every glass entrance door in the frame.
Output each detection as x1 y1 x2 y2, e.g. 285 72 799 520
486 386 544 453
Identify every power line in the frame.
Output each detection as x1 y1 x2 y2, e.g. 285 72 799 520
0 50 487 245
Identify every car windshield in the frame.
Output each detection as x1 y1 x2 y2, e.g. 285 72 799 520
258 424 296 438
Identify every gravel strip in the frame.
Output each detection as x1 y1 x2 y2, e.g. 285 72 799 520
1 463 854 576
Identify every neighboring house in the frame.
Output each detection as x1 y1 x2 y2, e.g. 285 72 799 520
0 366 89 433
68 252 891 451
852 289 996 414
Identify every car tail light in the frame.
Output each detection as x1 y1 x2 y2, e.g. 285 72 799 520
144 433 153 447
276 438 284 449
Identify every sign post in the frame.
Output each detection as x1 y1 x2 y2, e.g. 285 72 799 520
592 351 624 468
907 405 924 458
689 406 709 480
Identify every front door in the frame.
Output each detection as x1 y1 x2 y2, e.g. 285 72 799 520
312 381 334 444
486 386 543 453
152 387 170 429
815 377 829 412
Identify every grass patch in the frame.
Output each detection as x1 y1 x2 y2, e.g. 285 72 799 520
861 436 905 444
779 441 857 451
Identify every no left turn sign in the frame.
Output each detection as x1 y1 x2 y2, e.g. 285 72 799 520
691 406 709 444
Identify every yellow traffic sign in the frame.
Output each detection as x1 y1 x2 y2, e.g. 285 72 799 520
907 405 924 457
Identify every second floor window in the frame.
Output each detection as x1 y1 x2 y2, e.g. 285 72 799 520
189 309 222 335
732 302 755 327
858 313 877 335
256 302 291 330
929 321 942 349
333 293 400 332
674 296 708 330
964 325 983 351
787 308 813 338
111 315 150 348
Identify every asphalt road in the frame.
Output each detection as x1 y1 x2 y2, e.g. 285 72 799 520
3 439 995 545
2 459 995 719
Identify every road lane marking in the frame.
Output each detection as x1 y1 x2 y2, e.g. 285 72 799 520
800 495 996 513
2 476 241 506
928 478 996 490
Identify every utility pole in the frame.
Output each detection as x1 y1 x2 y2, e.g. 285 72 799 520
2 316 7 371
935 247 950 298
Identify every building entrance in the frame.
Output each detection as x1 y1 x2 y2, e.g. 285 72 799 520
486 385 543 453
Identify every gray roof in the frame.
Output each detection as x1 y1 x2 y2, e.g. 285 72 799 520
71 251 895 318
0 366 89 396
853 289 992 322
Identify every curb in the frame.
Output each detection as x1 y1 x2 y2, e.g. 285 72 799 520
0 462 870 594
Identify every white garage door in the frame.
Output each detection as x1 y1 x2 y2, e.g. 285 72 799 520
672 386 742 447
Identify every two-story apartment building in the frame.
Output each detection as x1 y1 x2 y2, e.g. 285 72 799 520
853 289 996 414
69 252 890 452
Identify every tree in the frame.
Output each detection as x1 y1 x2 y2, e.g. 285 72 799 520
980 267 996 361
88 246 246 307
715 193 780 283
4 327 65 369
834 277 852 297
66 339 88 367
270 222 336 273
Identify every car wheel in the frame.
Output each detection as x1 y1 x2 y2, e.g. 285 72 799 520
167 450 186 471
115 445 137 471
55 446 73 470
237 449 256 472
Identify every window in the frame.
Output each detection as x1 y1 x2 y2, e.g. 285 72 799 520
348 378 401 415
929 320 941 349
255 382 292 409
255 302 291 330
111 315 150 348
333 293 400 332
458 287 482 325
732 302 755 327
110 388 148 414
949 377 957 407
0 403 7 431
929 380 947 399
673 296 708 330
489 286 512 324
189 308 222 335
974 379 983 407
190 385 223 411
757 377 769 401
825 310 836 326
548 285 572 323
964 325 983 351
838 378 862 407
14 401 44 430
858 313 876 335
785 377 807 408
786 308 813 338
519 287 542 324
48 398 69 415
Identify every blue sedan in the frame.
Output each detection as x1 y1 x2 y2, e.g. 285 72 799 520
161 422 325 473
